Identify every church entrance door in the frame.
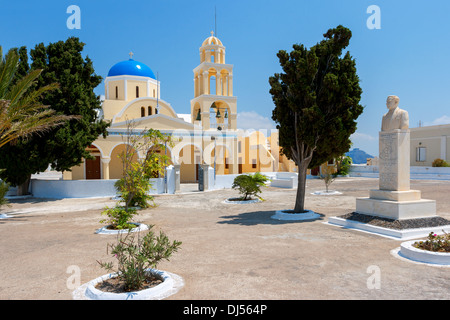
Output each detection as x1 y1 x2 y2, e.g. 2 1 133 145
86 156 101 179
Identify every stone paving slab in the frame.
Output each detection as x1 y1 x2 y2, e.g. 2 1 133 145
0 177 449 300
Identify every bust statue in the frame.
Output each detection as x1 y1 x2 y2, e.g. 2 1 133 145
381 95 409 131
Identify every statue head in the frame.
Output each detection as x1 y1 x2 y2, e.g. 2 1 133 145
386 95 400 110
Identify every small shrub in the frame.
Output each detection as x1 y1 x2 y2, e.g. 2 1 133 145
232 172 269 201
319 172 336 193
100 206 138 230
413 231 450 253
0 179 10 212
336 156 352 176
97 227 182 291
432 159 450 167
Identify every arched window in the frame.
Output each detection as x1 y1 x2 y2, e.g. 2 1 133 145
211 50 215 63
148 106 152 116
136 86 139 98
210 75 216 95
141 107 145 117
155 107 158 114
115 86 118 99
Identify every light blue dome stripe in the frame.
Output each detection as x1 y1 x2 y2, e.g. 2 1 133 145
107 59 156 79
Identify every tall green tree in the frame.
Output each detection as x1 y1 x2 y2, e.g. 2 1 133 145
269 25 363 213
0 37 109 194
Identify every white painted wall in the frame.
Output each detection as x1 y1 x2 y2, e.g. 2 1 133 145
349 164 450 180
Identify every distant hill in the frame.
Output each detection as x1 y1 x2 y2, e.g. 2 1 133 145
345 148 374 164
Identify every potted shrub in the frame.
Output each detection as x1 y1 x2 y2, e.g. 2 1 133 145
97 123 172 234
227 172 269 203
0 173 10 219
413 231 450 252
432 158 450 167
398 231 450 266
83 227 182 300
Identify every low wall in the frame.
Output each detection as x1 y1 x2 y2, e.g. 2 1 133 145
349 165 450 180
23 169 317 199
31 179 119 199
30 177 167 199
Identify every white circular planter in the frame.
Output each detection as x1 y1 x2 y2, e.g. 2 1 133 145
73 268 184 300
95 223 149 235
223 198 262 204
311 190 342 195
397 240 450 266
271 210 320 221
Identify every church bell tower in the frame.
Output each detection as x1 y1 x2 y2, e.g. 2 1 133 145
190 31 237 131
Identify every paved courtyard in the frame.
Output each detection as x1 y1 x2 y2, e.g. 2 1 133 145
0 177 449 300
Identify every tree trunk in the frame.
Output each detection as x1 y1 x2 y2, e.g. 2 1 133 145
293 162 309 213
16 176 31 196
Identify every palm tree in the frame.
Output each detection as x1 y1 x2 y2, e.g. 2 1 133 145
0 46 77 149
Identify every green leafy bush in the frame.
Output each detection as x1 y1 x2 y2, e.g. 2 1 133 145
231 172 269 201
0 179 10 211
336 155 352 176
97 227 182 291
432 159 450 167
100 206 138 230
413 231 450 252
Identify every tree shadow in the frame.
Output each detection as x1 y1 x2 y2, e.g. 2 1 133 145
5 196 60 204
218 210 325 226
0 214 39 224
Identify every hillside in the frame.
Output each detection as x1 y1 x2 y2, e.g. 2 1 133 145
345 148 374 164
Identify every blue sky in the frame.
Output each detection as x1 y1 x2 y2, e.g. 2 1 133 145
2 0 450 156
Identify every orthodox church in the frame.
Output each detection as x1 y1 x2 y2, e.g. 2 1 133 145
63 32 294 184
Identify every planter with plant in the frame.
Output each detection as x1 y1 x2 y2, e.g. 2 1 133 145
227 172 269 203
399 231 450 265
77 226 182 300
97 123 172 234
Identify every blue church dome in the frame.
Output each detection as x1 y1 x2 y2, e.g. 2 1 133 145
107 59 156 79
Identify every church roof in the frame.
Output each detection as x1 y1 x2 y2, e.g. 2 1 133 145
107 58 156 79
202 32 223 46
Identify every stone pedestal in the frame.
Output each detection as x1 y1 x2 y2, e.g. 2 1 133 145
356 130 437 220
378 130 410 191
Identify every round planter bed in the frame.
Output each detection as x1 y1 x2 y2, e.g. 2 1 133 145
223 197 262 204
271 209 320 221
311 190 342 196
73 268 184 300
95 222 149 235
397 240 450 266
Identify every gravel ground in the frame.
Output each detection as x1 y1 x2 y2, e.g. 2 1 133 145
339 212 450 230
1 177 449 301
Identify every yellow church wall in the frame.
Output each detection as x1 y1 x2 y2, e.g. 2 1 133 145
102 100 126 121
107 80 126 100
71 162 84 180
179 144 201 183
112 99 177 124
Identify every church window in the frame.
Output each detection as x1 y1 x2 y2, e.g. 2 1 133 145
115 86 118 99
148 106 152 115
136 86 139 98
416 147 426 162
141 107 145 117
